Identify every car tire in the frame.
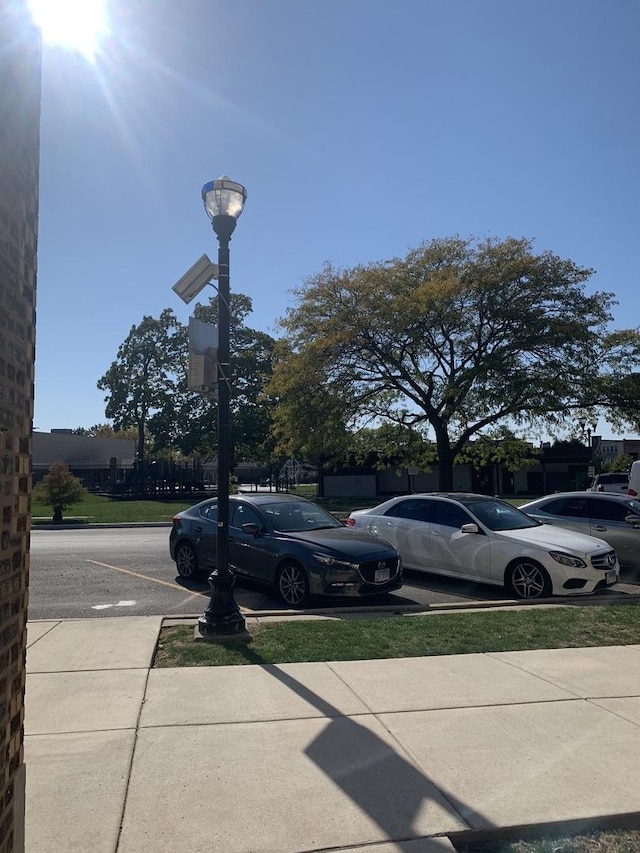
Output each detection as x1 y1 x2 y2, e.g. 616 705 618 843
276 562 309 607
175 541 200 580
506 559 552 600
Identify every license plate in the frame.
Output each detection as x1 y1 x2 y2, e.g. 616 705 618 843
375 568 390 583
606 570 617 585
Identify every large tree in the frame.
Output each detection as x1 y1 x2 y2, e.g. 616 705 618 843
145 294 276 461
99 296 275 463
268 340 352 465
268 236 640 489
97 309 185 461
195 294 275 461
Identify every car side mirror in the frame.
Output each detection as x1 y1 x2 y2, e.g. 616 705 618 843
461 523 480 534
242 522 262 536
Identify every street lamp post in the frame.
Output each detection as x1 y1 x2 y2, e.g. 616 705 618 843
400 408 417 493
197 177 247 638
578 416 599 474
578 416 598 448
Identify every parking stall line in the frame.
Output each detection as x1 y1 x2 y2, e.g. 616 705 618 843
86 560 210 602
85 560 266 615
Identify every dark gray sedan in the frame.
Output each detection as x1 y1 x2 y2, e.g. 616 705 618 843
169 493 402 607
520 492 640 572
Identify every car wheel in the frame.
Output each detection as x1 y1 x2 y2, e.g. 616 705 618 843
276 562 309 607
507 559 552 600
175 541 200 580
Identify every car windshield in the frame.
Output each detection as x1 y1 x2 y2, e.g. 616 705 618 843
261 501 343 532
626 498 640 516
459 497 540 531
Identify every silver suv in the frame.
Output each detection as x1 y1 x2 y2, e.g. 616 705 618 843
587 473 629 494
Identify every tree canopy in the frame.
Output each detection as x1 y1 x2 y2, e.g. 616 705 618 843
97 308 184 461
97 296 275 463
188 294 275 460
267 235 640 489
33 462 87 522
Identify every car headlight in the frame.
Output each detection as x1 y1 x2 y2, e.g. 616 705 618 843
549 551 587 568
313 553 358 570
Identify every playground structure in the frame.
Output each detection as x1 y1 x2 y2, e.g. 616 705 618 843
279 458 306 485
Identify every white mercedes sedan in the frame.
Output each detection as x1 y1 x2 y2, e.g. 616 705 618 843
347 493 619 600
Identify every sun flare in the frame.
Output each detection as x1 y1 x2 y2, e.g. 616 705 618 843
28 0 108 59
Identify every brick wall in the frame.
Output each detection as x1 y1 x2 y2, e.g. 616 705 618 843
0 4 41 852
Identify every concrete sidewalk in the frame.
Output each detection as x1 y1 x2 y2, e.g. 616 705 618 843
24 616 640 853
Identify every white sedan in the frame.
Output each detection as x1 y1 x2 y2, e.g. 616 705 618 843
347 493 619 600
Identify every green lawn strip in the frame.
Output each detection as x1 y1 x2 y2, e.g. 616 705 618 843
153 603 640 668
457 826 640 852
30 493 532 524
31 494 194 524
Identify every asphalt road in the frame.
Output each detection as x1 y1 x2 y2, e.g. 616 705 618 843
28 526 640 621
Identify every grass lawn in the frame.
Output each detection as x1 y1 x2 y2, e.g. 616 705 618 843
457 826 640 852
31 493 195 524
30 490 532 524
154 602 640 668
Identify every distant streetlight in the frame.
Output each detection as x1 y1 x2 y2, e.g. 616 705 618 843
578 416 599 475
578 416 598 448
400 408 417 493
197 176 247 638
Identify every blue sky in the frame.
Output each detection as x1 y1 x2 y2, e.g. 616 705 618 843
32 0 640 441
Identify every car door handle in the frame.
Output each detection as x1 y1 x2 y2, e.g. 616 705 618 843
592 525 607 531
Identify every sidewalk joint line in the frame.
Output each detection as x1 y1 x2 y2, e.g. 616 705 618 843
113 645 156 851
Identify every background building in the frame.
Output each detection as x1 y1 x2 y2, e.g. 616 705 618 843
33 431 135 490
320 438 634 500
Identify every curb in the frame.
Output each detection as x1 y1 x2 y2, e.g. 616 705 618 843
32 522 173 530
446 811 640 850
160 592 640 629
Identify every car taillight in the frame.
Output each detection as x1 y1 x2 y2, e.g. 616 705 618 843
171 515 181 524
345 518 355 527
630 489 638 497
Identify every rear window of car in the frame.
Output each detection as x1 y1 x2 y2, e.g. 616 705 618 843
532 497 586 517
198 503 218 521
383 499 432 522
593 474 629 485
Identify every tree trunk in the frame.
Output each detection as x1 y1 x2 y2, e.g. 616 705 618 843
52 506 62 523
137 420 145 462
435 432 455 491
317 457 325 497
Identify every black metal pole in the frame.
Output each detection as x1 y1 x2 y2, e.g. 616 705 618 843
198 214 246 637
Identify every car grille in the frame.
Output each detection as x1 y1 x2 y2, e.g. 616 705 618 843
590 550 617 570
358 557 400 584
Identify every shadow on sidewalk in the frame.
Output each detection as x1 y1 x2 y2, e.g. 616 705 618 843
232 643 491 849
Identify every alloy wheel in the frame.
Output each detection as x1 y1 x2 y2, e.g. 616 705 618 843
176 542 199 579
508 560 551 599
277 563 308 607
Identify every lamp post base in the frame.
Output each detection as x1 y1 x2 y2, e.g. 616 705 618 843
197 569 246 638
